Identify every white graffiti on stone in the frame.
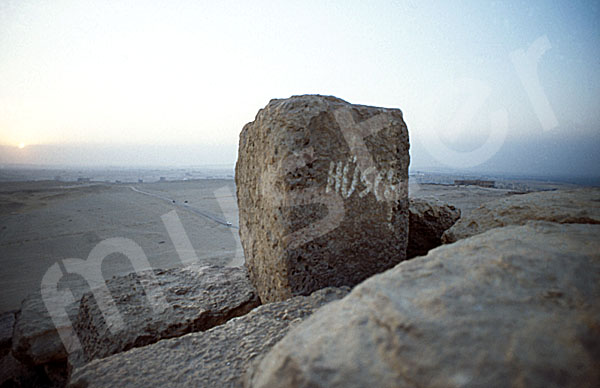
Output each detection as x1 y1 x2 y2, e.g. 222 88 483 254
326 158 403 201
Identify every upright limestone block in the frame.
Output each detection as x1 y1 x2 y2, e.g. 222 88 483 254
236 95 410 302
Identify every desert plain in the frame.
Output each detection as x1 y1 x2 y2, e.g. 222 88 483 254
0 179 242 314
0 175 575 314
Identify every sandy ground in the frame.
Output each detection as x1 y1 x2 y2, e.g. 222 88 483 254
0 180 241 313
0 178 567 314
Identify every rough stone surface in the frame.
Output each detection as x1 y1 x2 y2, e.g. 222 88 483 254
0 352 48 388
10 291 76 387
407 198 460 258
236 95 410 303
68 287 349 388
11 264 259 382
247 222 600 388
442 188 600 243
12 291 80 366
0 310 16 358
73 265 259 365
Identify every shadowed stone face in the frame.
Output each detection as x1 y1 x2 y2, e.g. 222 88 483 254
407 198 460 259
236 95 410 303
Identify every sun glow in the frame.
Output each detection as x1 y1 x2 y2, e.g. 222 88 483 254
18 143 26 149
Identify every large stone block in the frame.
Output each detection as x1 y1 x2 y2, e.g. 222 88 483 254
12 291 80 367
247 222 600 388
12 264 259 378
236 95 410 302
73 265 259 365
68 287 349 388
0 352 51 388
10 290 77 387
0 310 16 358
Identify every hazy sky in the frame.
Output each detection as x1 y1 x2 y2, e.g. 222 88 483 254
0 1 598 174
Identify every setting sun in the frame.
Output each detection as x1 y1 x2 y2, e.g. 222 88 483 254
18 143 26 149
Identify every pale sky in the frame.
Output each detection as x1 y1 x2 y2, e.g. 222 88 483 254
0 1 598 173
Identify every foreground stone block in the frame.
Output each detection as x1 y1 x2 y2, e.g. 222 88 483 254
73 265 259 364
12 292 80 367
1 310 50 387
407 198 460 258
0 353 47 388
68 287 349 388
12 264 259 379
236 95 410 302
247 222 600 388
0 310 16 358
10 290 78 387
442 188 600 243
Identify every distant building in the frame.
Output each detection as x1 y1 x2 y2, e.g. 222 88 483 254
138 179 143 183
159 177 166 182
77 177 90 183
454 179 495 188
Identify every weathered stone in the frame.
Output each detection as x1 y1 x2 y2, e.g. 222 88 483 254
43 360 69 387
73 265 259 365
9 292 75 387
0 352 50 388
442 188 600 243
68 287 349 388
12 264 259 378
407 198 460 258
236 95 410 302
12 290 80 366
0 310 16 358
247 222 600 388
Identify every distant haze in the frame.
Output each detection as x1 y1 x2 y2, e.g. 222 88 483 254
1 1 598 179
0 143 238 167
411 130 600 182
1 132 598 183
